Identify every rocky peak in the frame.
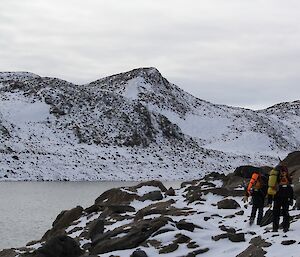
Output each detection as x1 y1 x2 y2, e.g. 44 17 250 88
88 67 169 93
0 72 40 82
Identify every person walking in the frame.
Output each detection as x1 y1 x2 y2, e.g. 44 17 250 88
244 170 267 225
268 165 294 232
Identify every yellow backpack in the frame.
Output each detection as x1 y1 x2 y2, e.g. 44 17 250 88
267 169 278 196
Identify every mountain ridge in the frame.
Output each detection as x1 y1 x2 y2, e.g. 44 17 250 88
0 67 299 181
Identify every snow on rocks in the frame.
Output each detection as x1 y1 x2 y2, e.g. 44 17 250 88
2 174 300 257
1 67 300 181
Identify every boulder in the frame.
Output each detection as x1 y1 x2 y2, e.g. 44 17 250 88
90 216 169 254
184 186 203 203
132 180 167 192
250 236 272 247
234 165 270 178
211 233 228 241
29 235 84 257
130 249 148 257
236 244 266 257
42 206 83 240
165 187 175 196
159 243 179 254
139 191 163 201
217 199 241 209
88 218 105 241
281 151 300 167
176 220 201 232
135 200 178 220
281 240 296 245
95 188 137 205
228 233 245 242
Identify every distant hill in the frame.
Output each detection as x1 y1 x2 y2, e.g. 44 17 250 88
0 68 299 180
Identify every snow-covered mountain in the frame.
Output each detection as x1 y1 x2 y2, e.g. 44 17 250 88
0 68 299 181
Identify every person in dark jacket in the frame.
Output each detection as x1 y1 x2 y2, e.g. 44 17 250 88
244 171 267 225
268 165 294 232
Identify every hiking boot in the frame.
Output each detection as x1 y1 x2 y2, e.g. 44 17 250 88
283 228 289 233
272 228 278 232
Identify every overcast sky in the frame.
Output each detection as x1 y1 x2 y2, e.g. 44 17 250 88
0 0 300 109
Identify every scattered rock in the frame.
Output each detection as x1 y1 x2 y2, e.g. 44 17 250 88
235 210 244 216
130 249 148 257
217 199 241 209
281 240 296 245
174 234 191 244
211 233 228 241
185 248 209 256
228 233 245 242
159 243 179 254
250 236 272 247
176 220 201 232
219 225 236 234
165 187 175 196
187 241 199 249
236 244 266 257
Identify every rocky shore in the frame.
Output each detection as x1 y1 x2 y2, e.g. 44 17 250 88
1 152 300 257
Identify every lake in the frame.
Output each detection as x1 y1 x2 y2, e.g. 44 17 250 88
0 181 181 250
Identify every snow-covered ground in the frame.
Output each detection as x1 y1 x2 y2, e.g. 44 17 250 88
9 179 300 257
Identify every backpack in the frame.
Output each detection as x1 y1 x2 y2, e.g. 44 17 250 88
268 165 290 196
247 171 268 196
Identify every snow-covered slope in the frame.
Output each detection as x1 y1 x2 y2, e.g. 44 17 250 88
0 68 299 181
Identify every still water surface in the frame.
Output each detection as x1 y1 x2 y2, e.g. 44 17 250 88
0 181 181 250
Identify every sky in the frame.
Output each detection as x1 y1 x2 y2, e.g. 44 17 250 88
0 0 300 110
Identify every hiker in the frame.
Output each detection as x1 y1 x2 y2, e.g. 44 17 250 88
268 165 294 232
244 170 267 225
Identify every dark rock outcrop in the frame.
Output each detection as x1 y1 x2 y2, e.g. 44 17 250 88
42 206 83 240
90 216 169 254
25 235 83 257
217 199 241 209
236 244 266 257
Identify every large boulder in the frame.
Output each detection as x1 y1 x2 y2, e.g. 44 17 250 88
95 188 137 205
90 217 169 254
139 191 163 201
42 206 83 240
281 151 300 167
132 180 167 192
234 165 271 178
26 235 84 257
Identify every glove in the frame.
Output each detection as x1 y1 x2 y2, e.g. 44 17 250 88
243 196 248 203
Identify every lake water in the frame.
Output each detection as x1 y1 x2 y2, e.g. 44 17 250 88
0 181 181 250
